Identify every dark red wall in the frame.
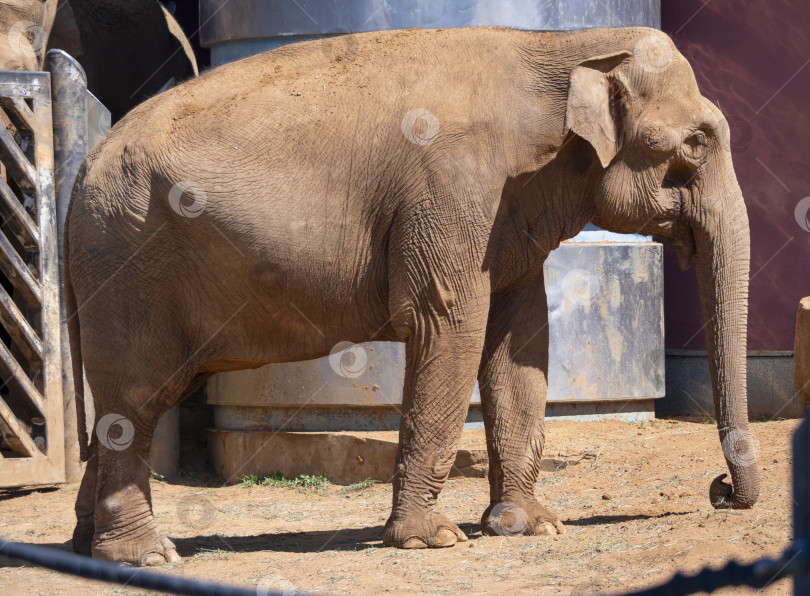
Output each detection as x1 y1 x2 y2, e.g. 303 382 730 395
661 0 810 350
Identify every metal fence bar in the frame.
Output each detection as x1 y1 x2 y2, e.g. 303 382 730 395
0 537 280 596
0 69 64 487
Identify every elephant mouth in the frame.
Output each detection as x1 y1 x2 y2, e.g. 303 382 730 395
636 186 696 270
671 223 696 269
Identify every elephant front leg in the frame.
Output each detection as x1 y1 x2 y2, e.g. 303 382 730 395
382 290 489 549
478 272 566 537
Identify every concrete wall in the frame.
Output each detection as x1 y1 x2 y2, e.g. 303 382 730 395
661 0 809 351
658 0 808 417
660 351 801 420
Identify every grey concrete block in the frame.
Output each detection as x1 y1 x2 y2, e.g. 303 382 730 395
659 352 802 419
208 429 489 485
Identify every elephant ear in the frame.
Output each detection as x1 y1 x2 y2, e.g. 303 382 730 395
565 51 632 168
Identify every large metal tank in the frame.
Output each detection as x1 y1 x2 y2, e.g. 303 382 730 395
200 0 664 437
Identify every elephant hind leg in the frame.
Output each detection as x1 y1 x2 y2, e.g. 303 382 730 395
73 373 208 560
73 439 97 556
80 352 200 565
89 380 189 565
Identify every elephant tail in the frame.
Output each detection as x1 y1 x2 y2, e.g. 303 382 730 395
63 208 89 462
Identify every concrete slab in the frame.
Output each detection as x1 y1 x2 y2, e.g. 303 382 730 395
208 429 489 485
660 351 802 419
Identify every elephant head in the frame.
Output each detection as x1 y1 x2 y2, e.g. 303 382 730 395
566 31 759 509
0 0 58 71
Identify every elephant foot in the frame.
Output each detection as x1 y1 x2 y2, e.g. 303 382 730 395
92 523 181 566
72 514 95 556
383 510 468 549
481 498 566 537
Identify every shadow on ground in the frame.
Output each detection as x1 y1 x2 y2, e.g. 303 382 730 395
173 522 486 555
0 510 697 567
0 486 59 502
564 510 696 526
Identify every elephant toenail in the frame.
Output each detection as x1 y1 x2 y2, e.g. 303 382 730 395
140 551 167 566
435 528 458 547
540 522 556 535
401 537 428 549
165 548 181 563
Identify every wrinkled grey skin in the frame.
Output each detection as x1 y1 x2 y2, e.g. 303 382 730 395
65 27 758 565
0 0 58 70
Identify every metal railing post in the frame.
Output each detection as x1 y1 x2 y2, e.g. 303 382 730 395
45 49 89 482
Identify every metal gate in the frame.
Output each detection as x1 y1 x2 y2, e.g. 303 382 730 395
0 71 64 486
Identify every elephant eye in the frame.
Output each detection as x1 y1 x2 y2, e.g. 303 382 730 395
683 130 708 160
685 131 708 148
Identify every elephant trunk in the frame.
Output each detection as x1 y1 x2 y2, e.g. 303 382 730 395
691 163 760 509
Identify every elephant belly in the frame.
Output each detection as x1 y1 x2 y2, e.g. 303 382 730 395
188 205 394 368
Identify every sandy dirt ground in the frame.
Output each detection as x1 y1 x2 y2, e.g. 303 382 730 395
0 418 801 595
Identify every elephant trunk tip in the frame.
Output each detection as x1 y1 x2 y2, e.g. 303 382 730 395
709 473 758 510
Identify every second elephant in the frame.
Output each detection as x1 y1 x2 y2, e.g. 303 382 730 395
48 0 198 121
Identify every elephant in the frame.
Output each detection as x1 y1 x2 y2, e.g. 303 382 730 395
64 26 759 565
0 0 196 119
47 0 198 122
0 0 58 71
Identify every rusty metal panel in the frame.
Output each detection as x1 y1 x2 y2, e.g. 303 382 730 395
546 241 664 401
84 91 109 151
47 50 88 483
210 399 655 434
207 342 406 408
0 70 64 487
208 243 664 406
